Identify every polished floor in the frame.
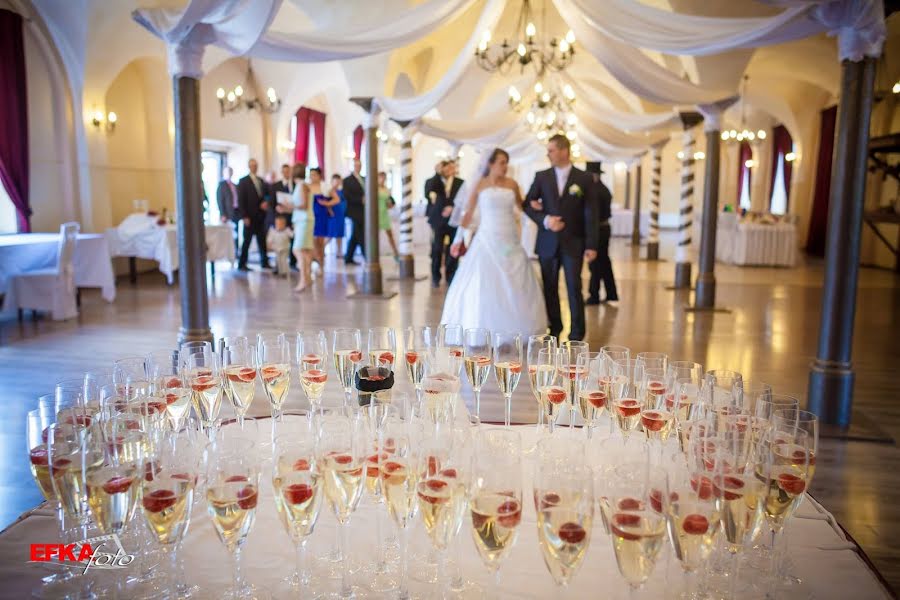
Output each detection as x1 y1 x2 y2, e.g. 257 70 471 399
1 230 898 592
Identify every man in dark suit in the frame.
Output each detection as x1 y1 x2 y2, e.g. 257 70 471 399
271 163 297 270
424 160 464 287
216 166 241 256
523 134 599 341
586 164 618 305
343 158 365 265
237 158 271 271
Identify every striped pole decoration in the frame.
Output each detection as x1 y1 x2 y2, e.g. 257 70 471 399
398 128 414 257
675 129 696 265
648 146 662 247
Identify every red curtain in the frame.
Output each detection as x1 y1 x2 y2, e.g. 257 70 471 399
293 107 311 165
309 110 326 173
768 125 794 210
0 10 30 232
353 125 364 159
736 141 753 207
806 106 837 256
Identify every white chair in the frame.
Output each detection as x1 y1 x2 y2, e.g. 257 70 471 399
3 222 80 321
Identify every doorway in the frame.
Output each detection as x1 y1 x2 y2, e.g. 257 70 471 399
201 150 227 223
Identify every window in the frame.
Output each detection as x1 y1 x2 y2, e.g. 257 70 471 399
739 166 751 211
201 150 226 223
0 180 17 233
770 152 787 215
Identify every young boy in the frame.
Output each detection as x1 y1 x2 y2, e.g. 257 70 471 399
267 214 293 278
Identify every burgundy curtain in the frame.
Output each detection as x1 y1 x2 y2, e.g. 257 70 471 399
768 125 794 210
736 141 752 206
293 107 311 165
0 10 30 232
353 125 364 159
806 106 837 256
309 110 326 173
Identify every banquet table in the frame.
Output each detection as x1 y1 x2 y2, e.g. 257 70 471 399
610 207 649 237
105 224 236 284
0 233 116 302
696 214 798 268
0 417 889 600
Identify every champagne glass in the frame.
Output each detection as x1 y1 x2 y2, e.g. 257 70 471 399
185 349 224 439
436 323 464 360
575 352 606 438
221 344 258 430
297 330 329 412
527 334 557 433
673 378 707 452
367 326 397 369
87 425 142 536
333 328 363 410
537 347 565 435
114 356 150 398
640 368 675 445
470 429 523 596
257 333 291 421
705 369 743 421
463 328 492 419
217 335 250 357
404 326 432 406
635 351 668 379
601 344 630 367
420 347 463 428
609 463 669 596
534 438 594 587
318 416 367 599
558 345 588 429
206 437 262 600
492 331 523 427
666 361 704 388
614 358 640 397
147 350 192 431
272 433 323 595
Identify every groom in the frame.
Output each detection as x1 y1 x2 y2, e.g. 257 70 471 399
524 134 599 341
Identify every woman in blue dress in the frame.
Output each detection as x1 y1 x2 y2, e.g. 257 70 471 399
328 174 347 259
309 167 340 269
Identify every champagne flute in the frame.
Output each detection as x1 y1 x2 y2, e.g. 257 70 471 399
533 438 594 587
635 351 668 383
666 361 704 388
87 425 142 536
557 345 588 429
333 328 363 411
185 349 224 440
297 330 329 411
257 333 291 422
527 334 557 433
217 335 250 357
221 344 258 430
206 437 262 600
367 326 397 369
272 433 323 595
147 350 192 431
601 344 630 367
436 323 464 360
609 463 669 596
404 326 432 406
420 347 463 428
492 331 523 427
318 416 367 599
640 368 675 445
537 347 564 435
577 352 607 438
114 356 150 398
463 328 492 419
673 378 707 452
705 369 743 425
614 358 640 397
470 429 523 597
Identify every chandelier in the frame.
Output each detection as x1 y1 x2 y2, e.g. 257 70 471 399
476 0 575 75
215 62 281 117
722 75 766 144
508 79 577 141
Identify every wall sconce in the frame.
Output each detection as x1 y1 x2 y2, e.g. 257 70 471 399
276 139 295 153
90 108 117 132
676 151 684 160
693 151 705 160
745 159 756 169
784 152 797 162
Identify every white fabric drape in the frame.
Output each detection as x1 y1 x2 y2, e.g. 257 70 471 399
561 75 681 133
134 0 477 76
417 108 521 146
576 111 668 151
377 0 506 120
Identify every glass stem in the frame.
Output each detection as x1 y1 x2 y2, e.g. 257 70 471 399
296 538 309 588
237 413 245 430
339 522 352 598
586 421 593 439
474 389 481 419
230 547 243 595
450 535 464 591
398 526 410 600
487 567 501 599
375 503 385 572
504 394 511 427
729 549 739 599
168 544 180 595
570 406 576 429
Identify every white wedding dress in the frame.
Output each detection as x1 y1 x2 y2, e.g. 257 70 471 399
440 186 547 335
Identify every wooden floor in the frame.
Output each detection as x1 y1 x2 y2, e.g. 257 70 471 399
2 231 899 592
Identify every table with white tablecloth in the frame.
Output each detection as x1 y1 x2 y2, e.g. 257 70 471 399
610 207 649 237
0 233 116 302
694 214 798 267
0 416 889 599
106 224 236 284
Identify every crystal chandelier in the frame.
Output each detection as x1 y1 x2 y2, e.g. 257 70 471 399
476 0 575 75
508 79 577 142
215 62 281 117
722 75 766 144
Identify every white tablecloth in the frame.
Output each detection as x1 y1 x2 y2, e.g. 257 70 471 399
610 207 649 237
693 214 798 268
0 233 116 302
106 224 236 284
0 416 888 600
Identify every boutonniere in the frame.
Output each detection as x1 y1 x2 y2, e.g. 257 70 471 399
568 184 583 198
428 191 437 201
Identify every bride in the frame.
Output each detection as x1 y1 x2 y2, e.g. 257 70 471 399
439 148 547 335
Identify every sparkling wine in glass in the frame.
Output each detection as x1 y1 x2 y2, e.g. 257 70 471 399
557 346 588 429
404 326 432 405
576 352 606 438
527 334 557 433
185 349 224 439
221 344 258 429
641 368 675 444
492 331 522 427
257 333 292 421
333 328 363 410
421 348 463 428
437 323 465 362
367 326 397 370
297 330 329 411
147 350 192 431
463 328 492 419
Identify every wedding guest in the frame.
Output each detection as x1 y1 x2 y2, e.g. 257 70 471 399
328 173 347 259
267 214 293 278
237 158 272 271
342 159 366 265
288 163 313 291
586 166 618 305
272 163 297 269
216 166 240 256
309 167 340 268
424 160 463 287
378 171 399 260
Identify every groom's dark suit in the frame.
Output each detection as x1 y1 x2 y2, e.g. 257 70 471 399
524 166 599 341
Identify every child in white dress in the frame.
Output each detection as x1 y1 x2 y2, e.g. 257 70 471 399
267 214 294 278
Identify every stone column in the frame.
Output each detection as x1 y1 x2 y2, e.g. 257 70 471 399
624 167 631 210
631 158 644 246
394 121 416 278
350 97 383 295
673 112 703 289
808 57 878 427
173 75 212 344
646 140 667 260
